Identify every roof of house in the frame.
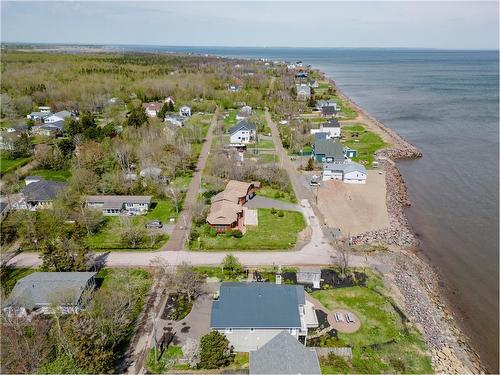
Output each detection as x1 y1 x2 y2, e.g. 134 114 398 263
211 180 258 204
297 269 321 283
206 200 243 225
229 120 256 135
41 120 65 130
316 100 338 108
211 283 305 329
314 132 329 140
139 167 162 178
249 331 321 375
323 118 340 128
29 111 51 118
86 195 152 210
5 272 97 310
52 111 72 119
323 161 367 175
321 106 338 115
313 139 345 160
22 179 67 202
296 84 311 95
142 102 163 112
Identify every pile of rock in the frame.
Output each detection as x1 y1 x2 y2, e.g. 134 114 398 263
352 159 417 246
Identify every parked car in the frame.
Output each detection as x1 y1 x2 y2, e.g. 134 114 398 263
145 220 163 229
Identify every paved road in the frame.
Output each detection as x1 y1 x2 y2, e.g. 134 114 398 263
163 111 217 251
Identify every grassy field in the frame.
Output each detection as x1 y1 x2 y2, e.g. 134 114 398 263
311 281 432 374
0 155 32 175
86 199 177 250
28 168 72 182
249 138 275 149
342 124 388 167
256 186 297 203
191 208 305 251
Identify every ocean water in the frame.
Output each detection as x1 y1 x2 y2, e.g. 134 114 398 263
113 46 499 371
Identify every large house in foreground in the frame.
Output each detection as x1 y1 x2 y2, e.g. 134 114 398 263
4 272 97 317
206 180 260 233
310 121 341 139
86 195 152 215
210 283 318 351
249 331 321 374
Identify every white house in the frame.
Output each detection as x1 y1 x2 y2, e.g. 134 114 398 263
315 100 341 112
210 283 318 352
164 114 185 127
179 105 192 117
44 110 72 123
310 122 341 139
85 195 152 215
142 102 163 118
296 84 311 101
229 120 257 144
27 111 51 121
322 161 367 184
39 106 51 113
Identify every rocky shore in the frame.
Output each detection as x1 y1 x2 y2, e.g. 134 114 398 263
330 82 485 373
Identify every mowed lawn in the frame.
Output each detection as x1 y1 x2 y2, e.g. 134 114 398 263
342 124 388 167
196 208 306 251
256 186 297 203
29 168 72 182
311 285 432 374
0 155 32 175
86 200 177 250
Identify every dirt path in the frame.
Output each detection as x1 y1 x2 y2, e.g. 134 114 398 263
163 110 217 251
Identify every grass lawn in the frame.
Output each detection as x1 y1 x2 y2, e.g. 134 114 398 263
249 138 275 149
247 152 279 164
0 267 37 295
311 283 432 374
224 109 237 127
191 208 305 251
146 345 187 374
342 124 388 167
0 155 32 175
28 168 71 182
86 200 177 250
256 186 297 203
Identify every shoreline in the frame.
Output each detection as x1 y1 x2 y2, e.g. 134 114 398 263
327 78 485 373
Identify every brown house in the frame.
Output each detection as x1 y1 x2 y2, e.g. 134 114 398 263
207 180 260 232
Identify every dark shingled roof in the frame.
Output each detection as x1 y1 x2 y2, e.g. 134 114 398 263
228 120 256 135
250 331 321 374
313 139 345 160
22 179 67 202
211 283 305 329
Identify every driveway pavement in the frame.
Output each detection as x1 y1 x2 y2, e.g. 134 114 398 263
244 195 300 212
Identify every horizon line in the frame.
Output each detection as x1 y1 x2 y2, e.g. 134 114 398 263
1 41 499 52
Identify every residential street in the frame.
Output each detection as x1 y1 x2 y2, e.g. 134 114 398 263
7 110 341 268
163 110 217 251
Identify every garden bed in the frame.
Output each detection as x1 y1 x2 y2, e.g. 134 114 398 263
161 293 193 321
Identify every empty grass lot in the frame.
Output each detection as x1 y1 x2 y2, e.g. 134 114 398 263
86 200 177 250
311 277 432 374
0 155 32 175
192 208 305 251
256 186 297 203
28 168 72 182
342 124 388 167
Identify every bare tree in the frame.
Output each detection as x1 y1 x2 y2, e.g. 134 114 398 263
163 186 184 214
182 338 201 368
335 236 351 277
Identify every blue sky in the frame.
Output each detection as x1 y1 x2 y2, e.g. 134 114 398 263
1 1 498 49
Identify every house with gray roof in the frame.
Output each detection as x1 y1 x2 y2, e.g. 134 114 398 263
16 178 67 210
315 99 340 112
32 120 65 137
86 195 152 215
4 272 97 317
44 110 73 124
296 83 311 101
210 283 318 351
229 120 257 144
249 331 321 374
312 139 346 163
322 161 367 184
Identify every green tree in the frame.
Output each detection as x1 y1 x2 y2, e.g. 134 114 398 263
158 102 170 119
221 254 243 278
305 157 315 171
41 238 91 272
9 133 33 158
198 331 234 369
126 106 148 128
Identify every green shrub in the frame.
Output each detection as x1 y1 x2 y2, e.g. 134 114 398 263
270 208 277 215
277 210 284 218
198 331 234 369
320 353 351 373
207 227 217 237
